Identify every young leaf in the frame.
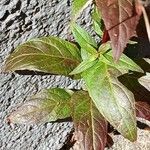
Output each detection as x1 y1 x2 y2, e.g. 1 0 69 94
72 0 92 22
95 0 142 60
82 61 137 141
4 36 81 76
69 57 98 75
135 101 150 121
7 88 71 124
71 24 98 55
98 42 143 74
92 6 104 37
138 73 150 91
71 91 108 150
102 50 143 74
72 24 97 48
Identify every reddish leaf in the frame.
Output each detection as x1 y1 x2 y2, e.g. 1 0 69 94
96 0 142 60
71 91 108 150
135 101 150 121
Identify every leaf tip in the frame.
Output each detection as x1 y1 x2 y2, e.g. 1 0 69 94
138 67 144 73
69 71 74 76
125 126 137 142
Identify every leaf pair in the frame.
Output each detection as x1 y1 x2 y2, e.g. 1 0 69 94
71 23 143 76
8 88 108 150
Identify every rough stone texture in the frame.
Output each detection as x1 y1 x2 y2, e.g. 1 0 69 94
0 0 150 150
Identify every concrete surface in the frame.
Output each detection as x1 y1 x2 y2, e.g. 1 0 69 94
0 0 150 150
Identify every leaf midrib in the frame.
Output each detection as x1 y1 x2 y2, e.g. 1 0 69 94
6 53 79 65
90 101 104 150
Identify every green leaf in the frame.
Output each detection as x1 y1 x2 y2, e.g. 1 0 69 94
72 24 97 48
71 91 108 150
93 21 103 37
102 50 143 74
72 0 92 22
98 42 143 74
4 36 81 76
69 56 98 75
92 6 104 37
138 73 150 91
81 48 91 60
7 88 71 124
82 61 137 141
71 24 98 55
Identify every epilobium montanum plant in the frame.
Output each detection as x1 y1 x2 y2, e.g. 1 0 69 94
4 0 150 149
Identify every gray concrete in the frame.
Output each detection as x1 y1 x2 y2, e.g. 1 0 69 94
0 0 150 150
